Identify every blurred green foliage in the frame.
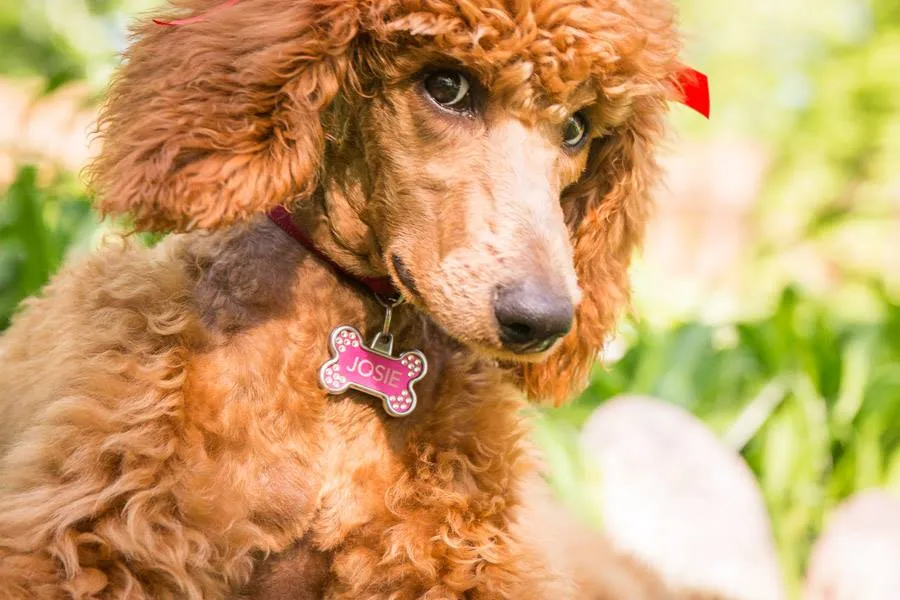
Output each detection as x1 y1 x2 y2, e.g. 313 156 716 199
0 0 158 90
548 286 900 594
1 0 898 597
0 167 96 330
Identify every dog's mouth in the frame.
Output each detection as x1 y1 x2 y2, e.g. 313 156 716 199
388 253 572 360
390 254 422 302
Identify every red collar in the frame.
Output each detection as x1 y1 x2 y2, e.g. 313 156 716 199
268 206 399 297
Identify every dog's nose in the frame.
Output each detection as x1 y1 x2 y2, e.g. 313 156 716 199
494 280 574 353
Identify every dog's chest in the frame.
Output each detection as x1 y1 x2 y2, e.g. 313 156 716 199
235 350 547 598
309 403 405 547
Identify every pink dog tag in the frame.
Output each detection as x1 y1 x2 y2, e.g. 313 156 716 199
319 300 427 417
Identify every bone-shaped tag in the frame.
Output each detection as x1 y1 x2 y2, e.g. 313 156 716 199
319 325 427 417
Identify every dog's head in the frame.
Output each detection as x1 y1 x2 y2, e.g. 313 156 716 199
92 0 683 404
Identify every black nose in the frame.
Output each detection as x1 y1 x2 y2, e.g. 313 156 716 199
494 280 574 353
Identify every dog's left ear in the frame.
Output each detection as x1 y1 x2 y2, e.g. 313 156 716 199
90 0 361 231
522 98 667 406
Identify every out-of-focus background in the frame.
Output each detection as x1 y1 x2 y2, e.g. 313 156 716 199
1 0 898 598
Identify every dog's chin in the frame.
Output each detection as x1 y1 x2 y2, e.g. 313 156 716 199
474 342 561 363
442 331 562 364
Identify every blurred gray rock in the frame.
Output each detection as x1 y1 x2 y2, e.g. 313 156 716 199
579 395 786 600
804 489 900 600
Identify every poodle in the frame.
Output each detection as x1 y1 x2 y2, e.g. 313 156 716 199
0 0 707 597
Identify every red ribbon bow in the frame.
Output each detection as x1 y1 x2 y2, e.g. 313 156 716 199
672 67 710 118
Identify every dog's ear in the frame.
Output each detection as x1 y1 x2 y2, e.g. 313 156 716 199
522 99 667 406
90 0 361 231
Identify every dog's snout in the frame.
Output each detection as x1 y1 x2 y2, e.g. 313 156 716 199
494 280 574 354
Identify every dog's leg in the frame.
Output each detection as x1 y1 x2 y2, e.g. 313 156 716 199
0 388 255 599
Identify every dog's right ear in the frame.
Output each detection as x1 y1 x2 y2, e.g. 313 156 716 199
90 0 361 231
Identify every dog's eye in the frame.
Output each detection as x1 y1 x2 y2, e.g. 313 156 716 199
562 113 589 148
424 71 471 111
